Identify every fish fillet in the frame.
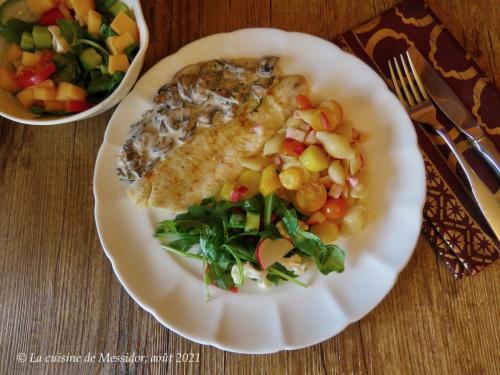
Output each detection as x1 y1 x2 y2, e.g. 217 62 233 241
128 75 309 214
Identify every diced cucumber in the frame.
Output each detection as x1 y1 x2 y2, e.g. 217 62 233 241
79 48 103 71
98 64 108 75
109 1 130 17
20 31 34 51
32 25 52 50
245 212 260 232
104 0 118 8
229 213 246 229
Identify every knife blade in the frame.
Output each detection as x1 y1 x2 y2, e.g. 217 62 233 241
407 46 500 179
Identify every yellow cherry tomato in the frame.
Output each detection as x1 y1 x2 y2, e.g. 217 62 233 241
295 181 327 212
279 166 306 190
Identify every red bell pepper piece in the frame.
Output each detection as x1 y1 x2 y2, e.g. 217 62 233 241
39 8 65 26
230 186 249 202
281 138 306 156
64 101 92 113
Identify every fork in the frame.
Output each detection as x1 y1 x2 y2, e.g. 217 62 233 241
388 52 500 242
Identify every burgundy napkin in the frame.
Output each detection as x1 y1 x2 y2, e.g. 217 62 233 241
333 0 499 276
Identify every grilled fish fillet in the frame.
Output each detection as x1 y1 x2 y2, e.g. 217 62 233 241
127 75 309 214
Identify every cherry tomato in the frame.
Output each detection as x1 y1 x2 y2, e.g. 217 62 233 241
279 166 306 190
39 8 65 26
15 60 56 88
296 94 313 110
64 101 92 113
321 197 347 220
295 182 327 212
281 138 305 157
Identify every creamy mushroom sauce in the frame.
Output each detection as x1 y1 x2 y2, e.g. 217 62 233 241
117 56 280 181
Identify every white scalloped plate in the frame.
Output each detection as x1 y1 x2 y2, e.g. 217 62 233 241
94 28 426 354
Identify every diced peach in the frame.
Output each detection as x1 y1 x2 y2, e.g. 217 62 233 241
44 100 65 112
26 0 58 15
106 32 135 55
33 87 57 100
7 44 23 63
16 87 35 108
108 54 129 74
0 67 22 93
87 9 102 34
311 220 339 243
259 165 283 197
56 82 87 101
70 0 95 25
35 80 56 90
111 11 139 41
22 51 42 68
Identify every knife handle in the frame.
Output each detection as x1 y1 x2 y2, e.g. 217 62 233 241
436 128 500 242
472 136 500 180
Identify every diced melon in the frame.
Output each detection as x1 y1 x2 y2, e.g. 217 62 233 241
111 11 139 41
56 82 87 101
44 100 65 112
7 44 23 63
70 0 95 25
108 54 129 74
105 32 135 55
87 9 102 35
33 87 57 100
0 67 21 93
17 87 35 108
35 80 56 90
61 0 73 9
26 0 58 15
21 51 42 68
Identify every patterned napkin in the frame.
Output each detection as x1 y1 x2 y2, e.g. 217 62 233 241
333 0 499 277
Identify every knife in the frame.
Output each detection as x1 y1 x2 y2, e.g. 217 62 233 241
408 46 500 180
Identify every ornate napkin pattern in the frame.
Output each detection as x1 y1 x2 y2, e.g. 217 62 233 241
334 0 499 276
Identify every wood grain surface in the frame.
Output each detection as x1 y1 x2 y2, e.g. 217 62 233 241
1 1 499 374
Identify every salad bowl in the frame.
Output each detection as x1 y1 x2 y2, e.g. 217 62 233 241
0 0 148 125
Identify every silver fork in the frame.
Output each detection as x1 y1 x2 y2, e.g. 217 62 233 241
388 52 499 242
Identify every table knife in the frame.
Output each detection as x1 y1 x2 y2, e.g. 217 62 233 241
408 46 500 180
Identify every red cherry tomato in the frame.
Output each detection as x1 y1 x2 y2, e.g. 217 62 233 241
296 94 313 110
321 197 347 220
15 61 56 88
281 138 306 157
39 8 65 26
64 101 92 113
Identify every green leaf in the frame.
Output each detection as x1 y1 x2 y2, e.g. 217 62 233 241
51 53 82 84
242 195 263 213
57 19 84 46
87 71 124 94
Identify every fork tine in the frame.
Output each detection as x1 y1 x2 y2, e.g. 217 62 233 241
393 57 415 107
400 54 422 104
406 50 429 101
388 60 407 107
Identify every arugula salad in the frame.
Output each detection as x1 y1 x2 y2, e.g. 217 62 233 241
155 193 345 295
0 0 139 115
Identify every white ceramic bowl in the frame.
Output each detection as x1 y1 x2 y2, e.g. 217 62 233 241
0 0 149 125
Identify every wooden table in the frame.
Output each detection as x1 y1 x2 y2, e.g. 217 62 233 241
1 1 499 374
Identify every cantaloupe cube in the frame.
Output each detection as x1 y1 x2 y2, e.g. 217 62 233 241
35 80 56 90
111 11 138 41
105 32 135 55
56 82 87 101
44 100 65 112
26 0 58 15
17 87 35 108
7 44 23 63
70 0 95 25
0 67 21 93
33 87 57 100
22 51 42 68
108 54 129 74
87 9 102 35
